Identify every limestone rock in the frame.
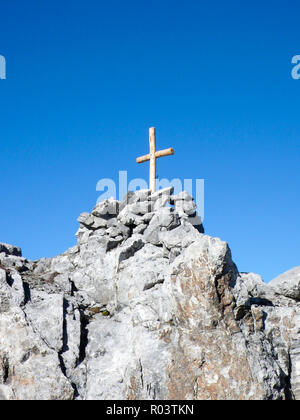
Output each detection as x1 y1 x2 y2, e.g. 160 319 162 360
143 208 180 245
120 189 151 210
92 198 119 219
170 191 193 202
269 266 300 301
149 186 174 202
0 243 22 257
0 192 299 400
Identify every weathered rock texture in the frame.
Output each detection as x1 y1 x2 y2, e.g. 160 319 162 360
0 189 299 400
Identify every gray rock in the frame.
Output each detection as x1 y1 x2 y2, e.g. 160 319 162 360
0 268 13 313
7 271 24 307
92 217 108 229
290 313 300 400
133 223 147 235
143 208 180 245
0 243 22 257
170 191 193 202
141 212 155 224
126 201 152 216
121 189 151 208
158 223 201 250
0 192 299 400
0 254 27 271
174 199 197 216
147 186 174 212
32 257 52 275
106 222 130 239
152 195 170 211
0 307 73 400
24 292 64 352
92 198 119 219
107 236 123 251
118 236 145 265
77 213 108 230
118 196 157 223
77 212 94 227
169 191 198 217
117 207 143 226
269 266 300 301
149 186 174 202
61 298 81 376
185 213 205 233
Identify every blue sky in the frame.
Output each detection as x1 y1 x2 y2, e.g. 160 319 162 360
0 0 299 282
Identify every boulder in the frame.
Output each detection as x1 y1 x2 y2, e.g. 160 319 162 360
120 189 151 210
269 266 300 301
92 198 120 219
0 243 22 257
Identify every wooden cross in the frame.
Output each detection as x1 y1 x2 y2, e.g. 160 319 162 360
136 127 174 193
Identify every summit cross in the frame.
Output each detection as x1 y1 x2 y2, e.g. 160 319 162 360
136 127 174 193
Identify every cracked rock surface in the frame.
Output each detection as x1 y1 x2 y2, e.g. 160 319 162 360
0 189 299 400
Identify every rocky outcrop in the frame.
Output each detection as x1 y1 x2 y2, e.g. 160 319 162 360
268 267 300 399
270 267 300 301
0 189 299 400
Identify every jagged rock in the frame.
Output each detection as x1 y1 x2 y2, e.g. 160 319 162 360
118 236 145 265
174 199 197 216
132 223 147 235
158 223 200 250
290 313 300 400
32 258 49 274
170 191 193 202
152 196 169 211
78 213 107 230
0 307 74 400
77 212 94 227
92 217 107 229
130 201 153 215
0 192 299 400
185 213 205 233
143 207 180 245
0 253 27 271
106 222 130 239
269 266 300 301
92 198 119 219
107 235 123 251
0 243 22 257
141 212 155 223
0 268 24 309
233 272 275 312
0 269 13 313
149 186 174 202
117 208 143 227
24 292 64 352
60 297 81 376
120 189 151 210
169 191 197 216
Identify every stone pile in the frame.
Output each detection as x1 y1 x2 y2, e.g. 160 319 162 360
76 187 204 252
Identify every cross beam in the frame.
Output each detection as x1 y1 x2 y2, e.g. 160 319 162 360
136 127 174 193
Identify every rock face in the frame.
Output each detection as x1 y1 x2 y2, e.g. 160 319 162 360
0 189 299 400
269 266 300 301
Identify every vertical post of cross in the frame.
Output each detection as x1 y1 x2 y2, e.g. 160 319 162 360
149 127 156 193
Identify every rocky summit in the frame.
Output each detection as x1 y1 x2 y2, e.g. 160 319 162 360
0 188 299 400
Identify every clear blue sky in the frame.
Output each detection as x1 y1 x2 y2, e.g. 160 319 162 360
0 0 299 282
